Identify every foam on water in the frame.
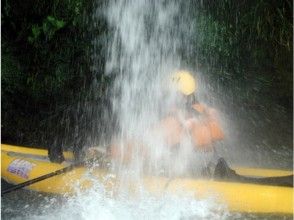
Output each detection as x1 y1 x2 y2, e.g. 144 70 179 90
7 184 229 220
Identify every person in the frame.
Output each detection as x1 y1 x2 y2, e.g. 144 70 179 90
107 70 225 177
160 70 224 151
48 97 115 164
157 71 292 185
76 70 293 186
151 70 225 176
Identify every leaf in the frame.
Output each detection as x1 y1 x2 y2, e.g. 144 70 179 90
47 16 55 23
42 22 49 34
32 25 41 38
28 36 34 43
56 20 65 29
46 16 65 29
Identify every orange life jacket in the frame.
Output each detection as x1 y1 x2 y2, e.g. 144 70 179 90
158 103 224 149
189 104 224 148
110 103 224 163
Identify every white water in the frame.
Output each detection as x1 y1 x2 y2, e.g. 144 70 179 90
4 187 229 220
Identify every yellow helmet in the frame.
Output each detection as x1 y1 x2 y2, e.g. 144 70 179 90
170 70 197 95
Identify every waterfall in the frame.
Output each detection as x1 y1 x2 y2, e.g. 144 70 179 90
105 0 198 179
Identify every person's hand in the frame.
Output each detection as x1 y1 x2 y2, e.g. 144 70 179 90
192 103 206 113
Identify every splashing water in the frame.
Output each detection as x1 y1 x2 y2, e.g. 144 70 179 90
3 184 230 220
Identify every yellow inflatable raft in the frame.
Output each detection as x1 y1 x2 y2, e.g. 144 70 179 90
1 144 293 214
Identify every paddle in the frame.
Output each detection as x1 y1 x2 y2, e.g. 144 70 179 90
1 161 84 196
2 147 291 196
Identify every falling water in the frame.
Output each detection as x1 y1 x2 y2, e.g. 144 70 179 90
105 0 204 179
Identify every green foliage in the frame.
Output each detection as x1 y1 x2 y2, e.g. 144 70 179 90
2 42 29 142
1 0 109 144
189 0 292 106
28 16 65 43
